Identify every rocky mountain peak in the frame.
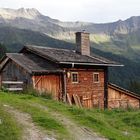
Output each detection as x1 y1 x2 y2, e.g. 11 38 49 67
0 8 41 20
17 8 41 15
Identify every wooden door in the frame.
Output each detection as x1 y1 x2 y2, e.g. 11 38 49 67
32 75 61 100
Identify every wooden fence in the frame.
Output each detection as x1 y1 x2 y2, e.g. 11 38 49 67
1 81 24 91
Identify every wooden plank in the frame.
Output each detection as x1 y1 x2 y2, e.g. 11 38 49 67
83 97 91 100
73 94 82 108
32 76 35 88
75 94 82 108
67 93 72 105
73 94 80 107
2 81 23 84
82 95 93 108
0 57 9 69
34 76 42 87
7 88 23 91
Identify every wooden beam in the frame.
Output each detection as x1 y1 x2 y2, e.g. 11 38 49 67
75 94 82 108
73 94 82 108
73 94 79 107
1 81 24 91
66 93 72 106
32 76 35 88
83 97 91 100
7 88 23 91
34 76 42 87
0 57 9 70
104 67 108 109
2 81 23 84
62 71 67 102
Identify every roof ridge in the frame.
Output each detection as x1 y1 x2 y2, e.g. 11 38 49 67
25 46 59 63
6 53 23 55
25 45 71 51
88 54 111 63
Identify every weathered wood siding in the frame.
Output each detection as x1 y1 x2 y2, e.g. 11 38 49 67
66 69 105 109
32 75 61 100
108 84 140 109
0 60 32 85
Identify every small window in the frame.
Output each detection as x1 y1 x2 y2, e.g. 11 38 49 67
93 73 99 83
71 72 78 83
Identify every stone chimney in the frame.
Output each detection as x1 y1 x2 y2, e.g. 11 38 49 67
75 31 90 56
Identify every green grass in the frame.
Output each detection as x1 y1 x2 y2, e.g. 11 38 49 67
0 92 70 140
90 34 111 43
0 92 140 140
37 99 140 140
0 105 22 140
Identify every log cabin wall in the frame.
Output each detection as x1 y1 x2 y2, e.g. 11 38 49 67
65 69 105 109
108 84 140 109
32 75 62 100
1 60 32 85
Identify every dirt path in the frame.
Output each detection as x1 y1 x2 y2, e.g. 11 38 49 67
51 112 107 140
3 104 55 140
34 104 108 140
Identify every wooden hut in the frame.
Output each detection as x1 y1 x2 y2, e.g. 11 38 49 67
0 32 139 109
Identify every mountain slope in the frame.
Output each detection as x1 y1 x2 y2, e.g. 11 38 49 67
0 26 74 52
1 8 140 45
0 8 65 36
0 8 140 58
0 43 7 58
1 8 140 36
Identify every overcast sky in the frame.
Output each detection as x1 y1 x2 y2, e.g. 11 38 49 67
0 0 140 23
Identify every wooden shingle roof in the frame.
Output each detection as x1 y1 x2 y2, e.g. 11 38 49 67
22 45 123 66
2 53 63 74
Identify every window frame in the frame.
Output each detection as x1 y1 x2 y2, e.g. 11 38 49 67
93 72 100 83
71 72 79 83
